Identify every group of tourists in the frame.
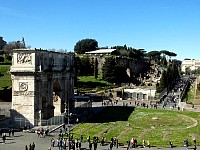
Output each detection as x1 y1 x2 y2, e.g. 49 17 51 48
36 128 49 138
25 142 35 150
87 136 99 150
109 137 119 149
127 138 151 149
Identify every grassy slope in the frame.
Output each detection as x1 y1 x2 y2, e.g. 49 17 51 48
78 75 112 91
72 107 200 147
0 65 11 89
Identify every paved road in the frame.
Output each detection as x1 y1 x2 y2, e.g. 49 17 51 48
0 131 198 150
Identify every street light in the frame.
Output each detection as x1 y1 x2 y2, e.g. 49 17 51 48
64 100 70 150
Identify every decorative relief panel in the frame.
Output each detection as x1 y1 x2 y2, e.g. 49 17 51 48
17 53 32 64
19 82 28 91
13 91 34 96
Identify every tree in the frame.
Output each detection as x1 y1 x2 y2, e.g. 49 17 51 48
3 41 25 54
146 51 161 63
160 50 177 60
129 49 146 60
156 70 167 92
94 57 98 79
102 57 117 83
74 38 98 54
80 57 93 76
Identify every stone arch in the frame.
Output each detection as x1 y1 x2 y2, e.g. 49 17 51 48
53 80 62 116
10 49 74 126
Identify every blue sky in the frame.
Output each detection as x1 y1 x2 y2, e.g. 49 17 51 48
1 0 200 60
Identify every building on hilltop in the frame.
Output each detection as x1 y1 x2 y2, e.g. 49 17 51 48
85 49 120 55
181 59 200 73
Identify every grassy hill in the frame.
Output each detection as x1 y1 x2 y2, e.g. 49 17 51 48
0 65 11 90
72 107 200 147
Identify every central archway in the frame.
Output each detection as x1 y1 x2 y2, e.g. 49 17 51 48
53 80 62 116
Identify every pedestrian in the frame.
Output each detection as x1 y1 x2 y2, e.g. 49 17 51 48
116 138 118 148
169 141 173 148
110 141 113 150
2 133 6 144
58 140 62 150
25 145 28 150
89 142 92 150
80 134 83 142
51 138 55 147
194 145 197 150
186 139 189 148
8 129 11 137
127 139 130 150
147 140 150 148
87 135 90 143
193 137 196 146
29 143 32 150
79 142 81 149
94 141 97 150
142 139 146 148
32 142 35 150
11 128 15 137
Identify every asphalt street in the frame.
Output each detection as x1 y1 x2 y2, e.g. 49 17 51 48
0 131 198 150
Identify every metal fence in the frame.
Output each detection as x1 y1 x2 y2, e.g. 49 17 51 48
14 115 65 128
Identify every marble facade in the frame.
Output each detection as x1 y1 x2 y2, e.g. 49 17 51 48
10 49 74 126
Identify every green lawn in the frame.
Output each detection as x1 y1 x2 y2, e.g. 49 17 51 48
77 75 113 92
71 107 200 147
0 65 11 89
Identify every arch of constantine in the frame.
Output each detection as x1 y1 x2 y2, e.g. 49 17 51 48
10 49 74 126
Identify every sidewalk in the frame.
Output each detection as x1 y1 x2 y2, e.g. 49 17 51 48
0 131 198 150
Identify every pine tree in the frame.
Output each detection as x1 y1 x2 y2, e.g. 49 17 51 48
94 57 98 79
102 57 117 83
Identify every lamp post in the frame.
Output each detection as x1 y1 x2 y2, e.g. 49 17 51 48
64 100 70 150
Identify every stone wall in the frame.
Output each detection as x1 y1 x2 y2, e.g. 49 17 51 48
88 56 149 77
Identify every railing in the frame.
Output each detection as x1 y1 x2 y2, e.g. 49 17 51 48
14 115 65 128
47 115 64 126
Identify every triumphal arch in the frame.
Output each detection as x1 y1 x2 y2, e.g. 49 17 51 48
10 49 74 126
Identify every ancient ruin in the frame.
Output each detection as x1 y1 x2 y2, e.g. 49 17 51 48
10 49 74 126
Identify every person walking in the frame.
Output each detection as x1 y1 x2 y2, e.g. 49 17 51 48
2 133 6 144
142 139 146 148
51 138 55 147
127 139 130 150
29 143 32 150
11 128 15 137
169 141 173 148
32 142 35 150
147 140 150 148
89 142 92 150
8 129 11 137
193 137 196 146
